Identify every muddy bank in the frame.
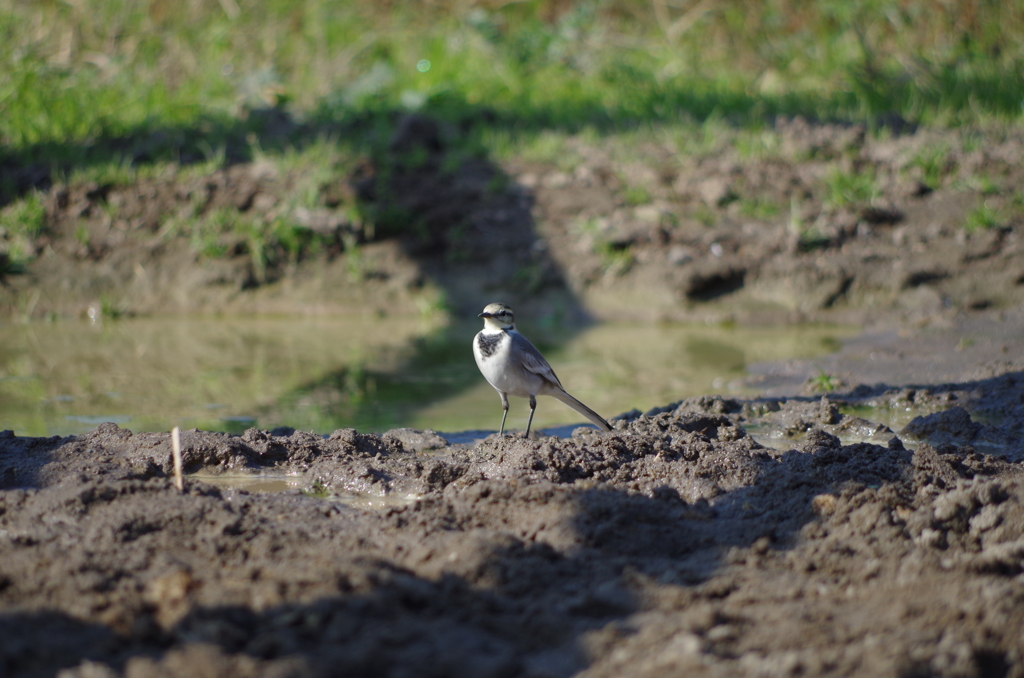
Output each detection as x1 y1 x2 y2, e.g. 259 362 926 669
3 343 1024 677
2 117 1023 323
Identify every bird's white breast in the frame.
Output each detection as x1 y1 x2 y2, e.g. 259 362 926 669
474 329 511 380
474 328 537 397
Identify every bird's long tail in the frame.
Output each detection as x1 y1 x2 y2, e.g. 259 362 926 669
550 390 613 431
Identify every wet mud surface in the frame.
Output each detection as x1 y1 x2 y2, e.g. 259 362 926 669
3 320 1024 677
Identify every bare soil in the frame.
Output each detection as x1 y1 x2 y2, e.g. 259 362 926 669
2 115 1024 677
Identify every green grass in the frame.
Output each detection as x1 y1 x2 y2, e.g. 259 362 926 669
98 296 127 321
0 190 45 268
970 175 1002 197
622 184 653 207
694 204 717 228
963 203 1003 232
809 369 842 393
823 166 880 208
302 481 331 499
733 131 784 160
3 1 1023 169
502 129 582 170
164 203 344 281
738 197 782 220
910 145 954 190
787 195 831 252
576 216 635 276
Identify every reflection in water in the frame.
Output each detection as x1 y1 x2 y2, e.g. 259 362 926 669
0 316 435 436
0 316 854 437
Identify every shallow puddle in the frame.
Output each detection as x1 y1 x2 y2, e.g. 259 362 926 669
192 470 421 509
0 315 855 437
0 315 434 436
190 471 305 494
744 401 972 452
838 404 934 436
745 420 900 452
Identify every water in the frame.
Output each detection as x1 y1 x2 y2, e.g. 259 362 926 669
0 315 855 437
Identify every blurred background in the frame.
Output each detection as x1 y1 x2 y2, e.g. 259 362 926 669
1 1 1021 436
3 0 1021 140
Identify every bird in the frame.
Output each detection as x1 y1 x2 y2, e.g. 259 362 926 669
473 302 613 438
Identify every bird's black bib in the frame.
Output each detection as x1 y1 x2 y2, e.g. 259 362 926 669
476 332 504 358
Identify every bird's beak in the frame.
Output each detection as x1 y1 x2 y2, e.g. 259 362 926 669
478 312 492 318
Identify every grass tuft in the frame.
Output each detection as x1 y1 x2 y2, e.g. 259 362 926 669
823 167 879 208
0 190 46 268
963 203 1003 232
809 369 842 393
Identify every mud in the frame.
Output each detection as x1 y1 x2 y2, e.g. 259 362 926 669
3 113 1024 676
3 322 1024 677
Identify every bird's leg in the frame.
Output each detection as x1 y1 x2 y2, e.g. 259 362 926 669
499 392 510 437
524 395 537 439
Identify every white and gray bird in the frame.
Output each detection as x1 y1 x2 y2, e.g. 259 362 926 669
473 302 612 437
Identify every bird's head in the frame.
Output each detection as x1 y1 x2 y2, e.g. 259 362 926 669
478 303 515 330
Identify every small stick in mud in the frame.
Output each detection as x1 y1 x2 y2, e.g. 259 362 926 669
171 426 184 492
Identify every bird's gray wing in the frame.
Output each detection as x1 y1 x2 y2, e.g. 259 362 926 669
511 332 564 389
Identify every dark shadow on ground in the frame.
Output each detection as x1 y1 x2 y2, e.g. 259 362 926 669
0 432 68 490
0 65 944 209
9 38 1024 207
